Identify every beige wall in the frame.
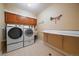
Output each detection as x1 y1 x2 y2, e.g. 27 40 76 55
37 3 79 40
0 4 5 50
4 4 36 18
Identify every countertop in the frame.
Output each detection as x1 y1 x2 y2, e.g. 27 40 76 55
43 30 79 37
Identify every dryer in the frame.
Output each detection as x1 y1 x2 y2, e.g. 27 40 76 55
23 25 34 47
6 24 23 52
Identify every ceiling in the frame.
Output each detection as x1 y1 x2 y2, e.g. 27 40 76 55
4 3 52 15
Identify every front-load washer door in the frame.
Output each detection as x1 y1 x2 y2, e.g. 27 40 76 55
8 27 22 39
7 27 23 44
25 28 33 37
24 28 34 41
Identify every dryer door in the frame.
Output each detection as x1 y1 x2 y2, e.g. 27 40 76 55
8 27 23 39
25 28 33 37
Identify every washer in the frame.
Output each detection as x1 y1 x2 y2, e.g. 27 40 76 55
23 25 34 47
6 24 23 52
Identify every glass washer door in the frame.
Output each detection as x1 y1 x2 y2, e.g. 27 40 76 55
25 28 33 37
8 27 23 39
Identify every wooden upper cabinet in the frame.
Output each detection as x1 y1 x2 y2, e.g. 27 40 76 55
5 12 17 24
27 17 37 25
16 15 26 24
16 15 37 25
5 12 37 26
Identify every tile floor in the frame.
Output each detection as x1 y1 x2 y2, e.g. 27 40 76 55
4 39 63 56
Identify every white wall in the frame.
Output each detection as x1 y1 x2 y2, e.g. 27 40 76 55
37 3 79 40
0 4 5 51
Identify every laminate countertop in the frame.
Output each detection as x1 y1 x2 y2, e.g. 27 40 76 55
43 30 79 37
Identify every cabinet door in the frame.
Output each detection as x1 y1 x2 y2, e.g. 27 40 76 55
24 17 37 25
43 33 48 42
5 12 17 24
48 34 63 49
16 15 26 24
63 36 79 55
17 15 37 25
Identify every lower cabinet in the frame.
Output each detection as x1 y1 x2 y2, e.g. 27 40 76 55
43 33 79 55
63 36 79 55
43 33 48 42
47 34 63 49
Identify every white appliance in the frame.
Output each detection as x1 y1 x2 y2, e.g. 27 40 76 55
23 25 34 46
6 24 23 52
